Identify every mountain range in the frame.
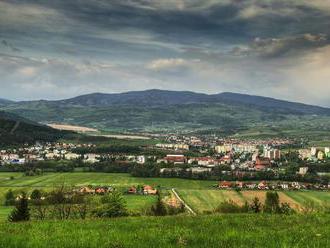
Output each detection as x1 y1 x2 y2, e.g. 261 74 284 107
1 90 330 134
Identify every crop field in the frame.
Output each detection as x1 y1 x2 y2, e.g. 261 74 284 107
177 189 330 213
0 214 329 248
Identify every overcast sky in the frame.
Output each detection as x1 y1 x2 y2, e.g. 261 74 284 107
0 0 330 107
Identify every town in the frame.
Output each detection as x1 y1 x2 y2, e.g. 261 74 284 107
1 135 329 191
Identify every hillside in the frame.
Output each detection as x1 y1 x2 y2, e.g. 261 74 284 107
0 111 75 146
0 214 328 247
1 90 330 135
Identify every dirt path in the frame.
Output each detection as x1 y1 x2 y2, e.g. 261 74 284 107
172 188 197 216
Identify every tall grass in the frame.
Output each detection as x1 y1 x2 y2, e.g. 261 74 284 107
0 214 328 248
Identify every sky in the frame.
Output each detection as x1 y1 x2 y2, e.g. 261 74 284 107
0 0 330 107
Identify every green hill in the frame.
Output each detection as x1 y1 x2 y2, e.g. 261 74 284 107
0 111 75 146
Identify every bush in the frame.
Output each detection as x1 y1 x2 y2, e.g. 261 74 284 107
215 200 248 214
92 191 128 218
264 192 280 213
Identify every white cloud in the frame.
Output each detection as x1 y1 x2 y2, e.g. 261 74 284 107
146 58 196 70
18 66 38 77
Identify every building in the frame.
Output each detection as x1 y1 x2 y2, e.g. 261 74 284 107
298 167 309 175
264 148 281 160
65 153 80 160
311 147 317 157
136 155 145 164
255 157 271 171
162 155 186 164
215 145 232 153
299 149 311 160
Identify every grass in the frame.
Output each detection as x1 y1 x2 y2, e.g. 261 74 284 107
0 172 213 190
0 214 329 247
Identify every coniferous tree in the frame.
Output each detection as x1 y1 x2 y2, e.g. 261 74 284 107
8 192 30 222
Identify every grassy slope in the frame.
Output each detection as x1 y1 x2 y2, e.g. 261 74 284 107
0 214 329 248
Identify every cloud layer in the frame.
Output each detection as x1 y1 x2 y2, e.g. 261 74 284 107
0 0 329 106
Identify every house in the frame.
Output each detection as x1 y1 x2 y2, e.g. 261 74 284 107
79 186 95 194
279 183 289 190
143 185 157 195
220 155 232 164
128 186 137 194
257 181 268 190
65 152 80 160
290 182 301 190
186 167 212 174
218 181 232 189
235 181 244 189
298 167 308 175
95 187 112 194
162 155 186 164
84 153 100 163
245 183 257 189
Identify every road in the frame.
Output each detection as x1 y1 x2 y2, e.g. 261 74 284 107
171 188 197 216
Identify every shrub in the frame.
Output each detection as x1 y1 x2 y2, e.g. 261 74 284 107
215 200 248 214
92 191 128 218
264 192 280 213
250 197 262 213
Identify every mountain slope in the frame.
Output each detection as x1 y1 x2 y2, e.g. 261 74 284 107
0 98 13 107
0 111 74 146
0 90 329 133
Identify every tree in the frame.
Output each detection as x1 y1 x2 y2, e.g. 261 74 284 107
250 197 262 213
8 192 30 222
4 190 15 206
264 192 280 213
30 189 42 200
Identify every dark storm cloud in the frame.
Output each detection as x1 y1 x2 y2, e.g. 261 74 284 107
0 0 330 106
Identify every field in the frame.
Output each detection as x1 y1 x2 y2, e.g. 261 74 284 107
178 189 330 213
47 123 98 132
1 172 330 220
0 214 329 247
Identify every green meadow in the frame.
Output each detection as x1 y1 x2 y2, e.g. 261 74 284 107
0 214 329 248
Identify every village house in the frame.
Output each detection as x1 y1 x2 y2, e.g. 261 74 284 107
218 181 232 189
143 185 157 195
158 154 186 164
257 181 269 190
